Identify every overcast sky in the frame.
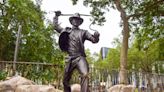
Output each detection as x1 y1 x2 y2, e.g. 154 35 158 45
40 0 122 53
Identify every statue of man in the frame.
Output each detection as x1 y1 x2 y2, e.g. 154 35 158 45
53 11 100 92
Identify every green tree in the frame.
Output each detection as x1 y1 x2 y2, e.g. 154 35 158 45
0 0 64 63
0 0 45 61
105 48 120 70
128 37 164 73
0 0 65 81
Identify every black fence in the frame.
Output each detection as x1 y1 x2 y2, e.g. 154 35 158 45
0 61 163 92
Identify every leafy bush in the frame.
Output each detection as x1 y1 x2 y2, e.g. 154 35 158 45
0 70 7 80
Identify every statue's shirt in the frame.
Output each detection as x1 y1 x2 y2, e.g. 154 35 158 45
67 28 86 57
59 27 99 57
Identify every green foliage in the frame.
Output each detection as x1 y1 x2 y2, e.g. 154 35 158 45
128 38 164 73
93 48 120 71
72 0 111 25
0 0 65 63
147 38 164 61
0 70 7 80
0 0 43 60
4 63 64 84
105 48 120 70
94 36 164 73
94 60 108 69
0 0 65 81
85 49 98 64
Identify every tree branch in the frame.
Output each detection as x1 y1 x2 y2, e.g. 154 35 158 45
145 0 164 11
114 0 127 19
127 0 164 19
127 13 143 19
158 10 164 16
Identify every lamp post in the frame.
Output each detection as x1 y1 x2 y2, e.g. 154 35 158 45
13 25 22 75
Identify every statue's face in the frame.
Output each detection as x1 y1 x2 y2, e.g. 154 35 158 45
71 18 81 27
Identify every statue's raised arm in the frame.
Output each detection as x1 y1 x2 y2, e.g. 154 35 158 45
53 11 63 33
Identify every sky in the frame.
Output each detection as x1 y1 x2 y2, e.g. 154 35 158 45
40 0 122 53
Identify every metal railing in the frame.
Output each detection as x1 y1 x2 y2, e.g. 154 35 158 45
0 61 64 89
89 68 164 92
0 61 163 92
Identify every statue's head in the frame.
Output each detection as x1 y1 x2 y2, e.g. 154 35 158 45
69 13 83 27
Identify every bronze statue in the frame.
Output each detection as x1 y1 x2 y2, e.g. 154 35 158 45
53 11 100 92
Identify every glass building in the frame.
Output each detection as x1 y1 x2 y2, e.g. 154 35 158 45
100 47 109 60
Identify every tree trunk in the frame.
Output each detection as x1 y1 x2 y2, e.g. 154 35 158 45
114 0 130 84
119 17 129 84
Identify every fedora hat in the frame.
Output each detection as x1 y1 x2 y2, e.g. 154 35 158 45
69 13 83 25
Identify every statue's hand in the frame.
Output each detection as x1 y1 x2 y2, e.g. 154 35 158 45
94 31 100 37
55 11 62 17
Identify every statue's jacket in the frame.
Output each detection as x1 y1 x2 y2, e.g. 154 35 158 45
59 27 99 58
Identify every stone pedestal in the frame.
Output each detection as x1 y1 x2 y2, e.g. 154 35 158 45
108 84 135 92
15 85 62 92
0 76 35 92
71 84 81 92
0 76 63 92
